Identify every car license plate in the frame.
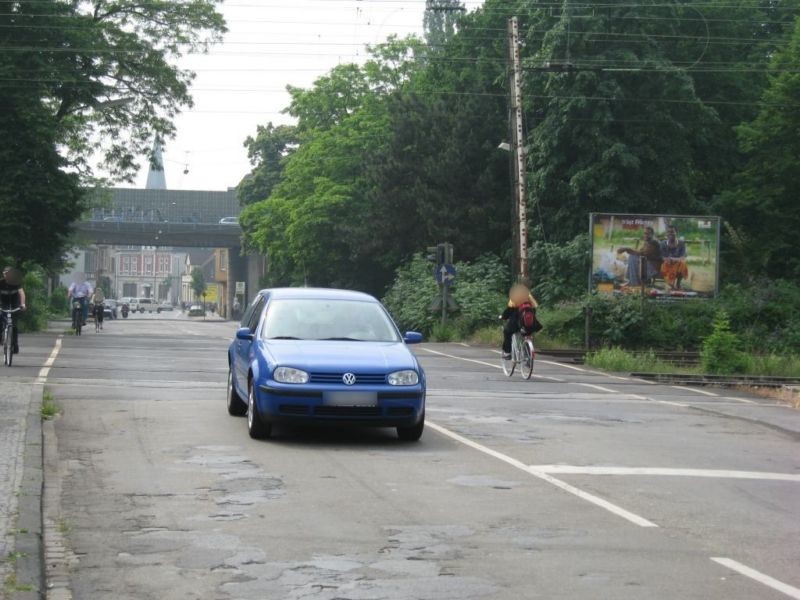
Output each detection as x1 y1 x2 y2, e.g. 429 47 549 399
324 391 377 406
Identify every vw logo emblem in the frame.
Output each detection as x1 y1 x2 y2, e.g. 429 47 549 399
342 373 357 386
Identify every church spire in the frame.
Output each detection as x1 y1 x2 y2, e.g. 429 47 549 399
146 138 167 190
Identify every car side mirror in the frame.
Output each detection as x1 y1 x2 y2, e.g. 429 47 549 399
403 331 423 344
236 327 254 341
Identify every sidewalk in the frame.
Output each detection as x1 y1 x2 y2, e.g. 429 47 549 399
1 381 43 598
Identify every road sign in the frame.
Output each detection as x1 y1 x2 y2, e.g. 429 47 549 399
434 264 457 286
235 281 245 294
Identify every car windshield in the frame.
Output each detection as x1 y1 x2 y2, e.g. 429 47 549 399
261 298 400 342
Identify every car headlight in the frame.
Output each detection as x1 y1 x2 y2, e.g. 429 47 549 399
273 367 309 384
388 370 419 386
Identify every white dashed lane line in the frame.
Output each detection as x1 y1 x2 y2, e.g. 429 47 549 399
671 385 719 397
711 558 800 599
420 347 566 383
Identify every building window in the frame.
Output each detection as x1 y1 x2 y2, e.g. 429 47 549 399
120 255 131 276
144 255 154 276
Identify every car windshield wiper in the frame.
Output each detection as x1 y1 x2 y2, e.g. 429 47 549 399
267 336 302 340
318 337 365 342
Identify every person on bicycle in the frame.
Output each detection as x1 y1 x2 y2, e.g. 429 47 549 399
90 287 106 330
67 275 93 326
0 266 27 354
501 282 539 359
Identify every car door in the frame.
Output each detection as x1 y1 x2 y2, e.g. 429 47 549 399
234 294 267 392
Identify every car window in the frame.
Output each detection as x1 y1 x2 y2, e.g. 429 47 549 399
246 296 266 331
240 295 261 328
260 299 400 342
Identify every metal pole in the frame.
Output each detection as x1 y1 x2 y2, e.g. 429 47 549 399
508 16 529 281
441 284 447 328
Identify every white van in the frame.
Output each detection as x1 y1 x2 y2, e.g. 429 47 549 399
138 298 154 313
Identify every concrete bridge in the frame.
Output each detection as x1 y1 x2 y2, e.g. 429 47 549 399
73 187 264 316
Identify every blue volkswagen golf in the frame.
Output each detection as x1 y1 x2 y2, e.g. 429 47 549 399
227 288 426 441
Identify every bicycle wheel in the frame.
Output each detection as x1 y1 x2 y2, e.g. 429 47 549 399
4 325 11 366
74 311 82 336
95 311 100 333
501 333 518 376
519 338 535 380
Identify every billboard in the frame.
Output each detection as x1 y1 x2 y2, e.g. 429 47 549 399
590 213 720 299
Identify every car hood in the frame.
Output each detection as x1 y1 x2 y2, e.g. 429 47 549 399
262 340 418 373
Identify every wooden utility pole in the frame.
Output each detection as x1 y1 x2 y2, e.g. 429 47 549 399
507 16 528 282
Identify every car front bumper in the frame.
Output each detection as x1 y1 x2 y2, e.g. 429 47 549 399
257 382 425 427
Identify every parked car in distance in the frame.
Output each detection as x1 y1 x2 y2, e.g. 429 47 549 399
187 304 205 317
219 216 239 225
226 287 426 441
157 301 174 313
125 298 139 312
137 298 154 313
103 299 118 319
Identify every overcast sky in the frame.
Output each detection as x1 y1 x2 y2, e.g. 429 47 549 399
129 0 485 192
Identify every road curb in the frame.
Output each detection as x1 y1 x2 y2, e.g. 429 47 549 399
13 385 43 600
41 418 76 600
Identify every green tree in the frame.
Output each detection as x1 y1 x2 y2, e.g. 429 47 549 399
717 17 800 280
423 0 465 48
238 123 298 206
0 0 225 269
190 268 206 302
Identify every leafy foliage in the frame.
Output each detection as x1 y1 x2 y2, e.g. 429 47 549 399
382 254 508 336
190 268 206 300
701 311 749 374
528 233 590 305
716 18 800 281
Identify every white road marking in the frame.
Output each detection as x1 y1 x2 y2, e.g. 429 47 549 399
577 383 619 394
538 359 588 373
529 466 800 482
710 557 800 599
671 385 719 397
420 347 565 382
36 336 63 383
585 370 632 381
723 396 757 405
631 378 658 385
427 420 658 528
629 393 689 408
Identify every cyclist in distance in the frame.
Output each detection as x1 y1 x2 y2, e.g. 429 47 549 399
90 286 106 330
500 280 539 360
67 274 93 326
0 266 27 354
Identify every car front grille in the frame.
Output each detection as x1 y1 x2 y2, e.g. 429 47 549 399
309 373 387 385
314 406 383 417
279 404 310 415
386 407 415 416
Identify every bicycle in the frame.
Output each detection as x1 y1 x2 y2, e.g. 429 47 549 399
502 331 535 380
71 300 83 336
1 307 22 367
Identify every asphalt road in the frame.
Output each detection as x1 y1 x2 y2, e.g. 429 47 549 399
14 317 800 599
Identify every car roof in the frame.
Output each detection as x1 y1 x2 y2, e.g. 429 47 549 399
257 287 378 303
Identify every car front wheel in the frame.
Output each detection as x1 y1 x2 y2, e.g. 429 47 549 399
247 380 272 439
397 414 424 442
227 368 247 416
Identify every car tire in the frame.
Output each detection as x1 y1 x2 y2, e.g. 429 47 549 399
247 380 272 439
227 368 247 416
397 413 424 442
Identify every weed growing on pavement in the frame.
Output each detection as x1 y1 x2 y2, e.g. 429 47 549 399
41 389 60 419
57 520 71 534
3 572 34 593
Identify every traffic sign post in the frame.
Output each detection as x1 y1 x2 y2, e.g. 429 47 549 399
427 243 456 326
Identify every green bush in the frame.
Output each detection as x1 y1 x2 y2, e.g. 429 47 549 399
49 285 70 316
383 253 509 337
17 266 49 333
700 311 749 374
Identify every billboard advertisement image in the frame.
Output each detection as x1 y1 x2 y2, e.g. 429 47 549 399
590 213 720 299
